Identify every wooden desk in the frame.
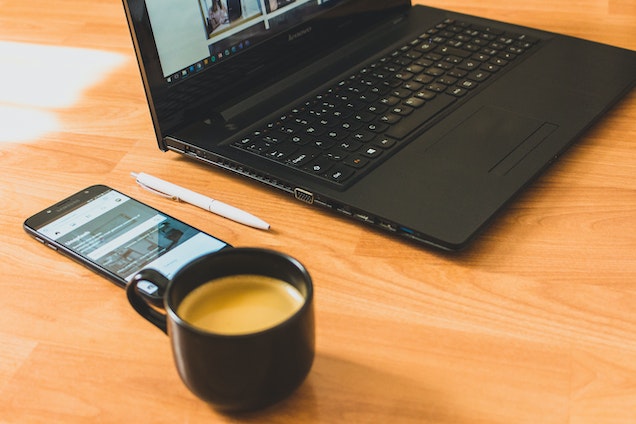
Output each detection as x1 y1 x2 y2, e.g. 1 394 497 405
1 1 635 422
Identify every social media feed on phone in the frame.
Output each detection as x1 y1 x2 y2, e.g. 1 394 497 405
36 189 228 283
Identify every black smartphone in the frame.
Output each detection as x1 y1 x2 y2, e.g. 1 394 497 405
24 185 231 288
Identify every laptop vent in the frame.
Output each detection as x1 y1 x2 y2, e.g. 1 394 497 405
165 142 294 193
212 158 295 193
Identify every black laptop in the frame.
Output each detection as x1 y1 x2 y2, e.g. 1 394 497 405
122 0 636 251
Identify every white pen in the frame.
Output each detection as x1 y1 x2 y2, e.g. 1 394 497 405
131 172 270 230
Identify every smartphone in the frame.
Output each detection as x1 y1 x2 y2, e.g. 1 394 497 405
24 185 231 288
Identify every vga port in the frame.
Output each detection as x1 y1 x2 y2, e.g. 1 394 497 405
294 188 314 204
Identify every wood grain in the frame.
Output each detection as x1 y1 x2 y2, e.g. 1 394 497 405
1 0 635 422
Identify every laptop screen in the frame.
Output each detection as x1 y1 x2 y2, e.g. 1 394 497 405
146 0 346 85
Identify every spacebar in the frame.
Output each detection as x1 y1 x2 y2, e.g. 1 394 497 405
386 94 457 140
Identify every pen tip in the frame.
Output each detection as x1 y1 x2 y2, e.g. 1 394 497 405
130 172 138 178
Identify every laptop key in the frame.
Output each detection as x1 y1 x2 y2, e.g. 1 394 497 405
361 146 382 158
247 140 270 154
468 70 491 81
415 90 437 100
303 156 334 174
312 139 336 150
266 144 297 160
287 148 319 167
343 156 369 168
404 97 425 108
324 166 355 183
351 130 376 142
458 79 478 90
448 86 468 97
375 136 397 149
435 45 471 58
339 140 363 152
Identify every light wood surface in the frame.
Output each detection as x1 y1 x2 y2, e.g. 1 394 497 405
1 1 635 422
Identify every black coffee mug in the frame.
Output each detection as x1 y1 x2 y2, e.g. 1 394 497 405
126 248 315 412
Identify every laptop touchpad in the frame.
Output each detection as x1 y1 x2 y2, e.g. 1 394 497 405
431 106 558 175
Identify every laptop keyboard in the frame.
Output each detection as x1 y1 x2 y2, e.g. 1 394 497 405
232 18 538 187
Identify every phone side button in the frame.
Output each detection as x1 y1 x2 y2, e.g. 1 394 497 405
137 281 159 296
45 243 58 251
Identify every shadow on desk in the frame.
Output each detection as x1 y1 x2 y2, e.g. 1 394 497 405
228 353 463 423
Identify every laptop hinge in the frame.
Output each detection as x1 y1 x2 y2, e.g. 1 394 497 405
217 11 411 128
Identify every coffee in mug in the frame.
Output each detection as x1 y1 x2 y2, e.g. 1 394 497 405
177 274 304 335
126 248 314 412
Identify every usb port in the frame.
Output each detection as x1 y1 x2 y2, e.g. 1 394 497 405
353 213 374 224
378 222 397 232
399 227 429 243
184 146 200 157
313 199 332 208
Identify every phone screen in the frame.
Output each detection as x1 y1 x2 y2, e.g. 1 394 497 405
24 185 230 286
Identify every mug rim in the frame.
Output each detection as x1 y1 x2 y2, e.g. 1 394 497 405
164 247 313 338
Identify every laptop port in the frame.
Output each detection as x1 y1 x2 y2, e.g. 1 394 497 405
336 206 352 216
294 188 314 204
378 221 397 232
312 199 332 208
399 226 415 235
353 213 374 224
398 227 432 244
183 145 200 157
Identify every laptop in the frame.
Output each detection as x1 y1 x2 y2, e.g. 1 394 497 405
122 0 636 251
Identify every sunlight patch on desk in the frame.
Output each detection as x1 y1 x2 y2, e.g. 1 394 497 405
0 106 59 143
0 41 126 143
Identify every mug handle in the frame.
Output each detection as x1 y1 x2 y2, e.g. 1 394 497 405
126 268 170 334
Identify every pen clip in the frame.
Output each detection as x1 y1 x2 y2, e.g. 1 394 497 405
135 178 181 201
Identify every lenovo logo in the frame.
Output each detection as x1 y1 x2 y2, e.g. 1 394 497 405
288 26 312 42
